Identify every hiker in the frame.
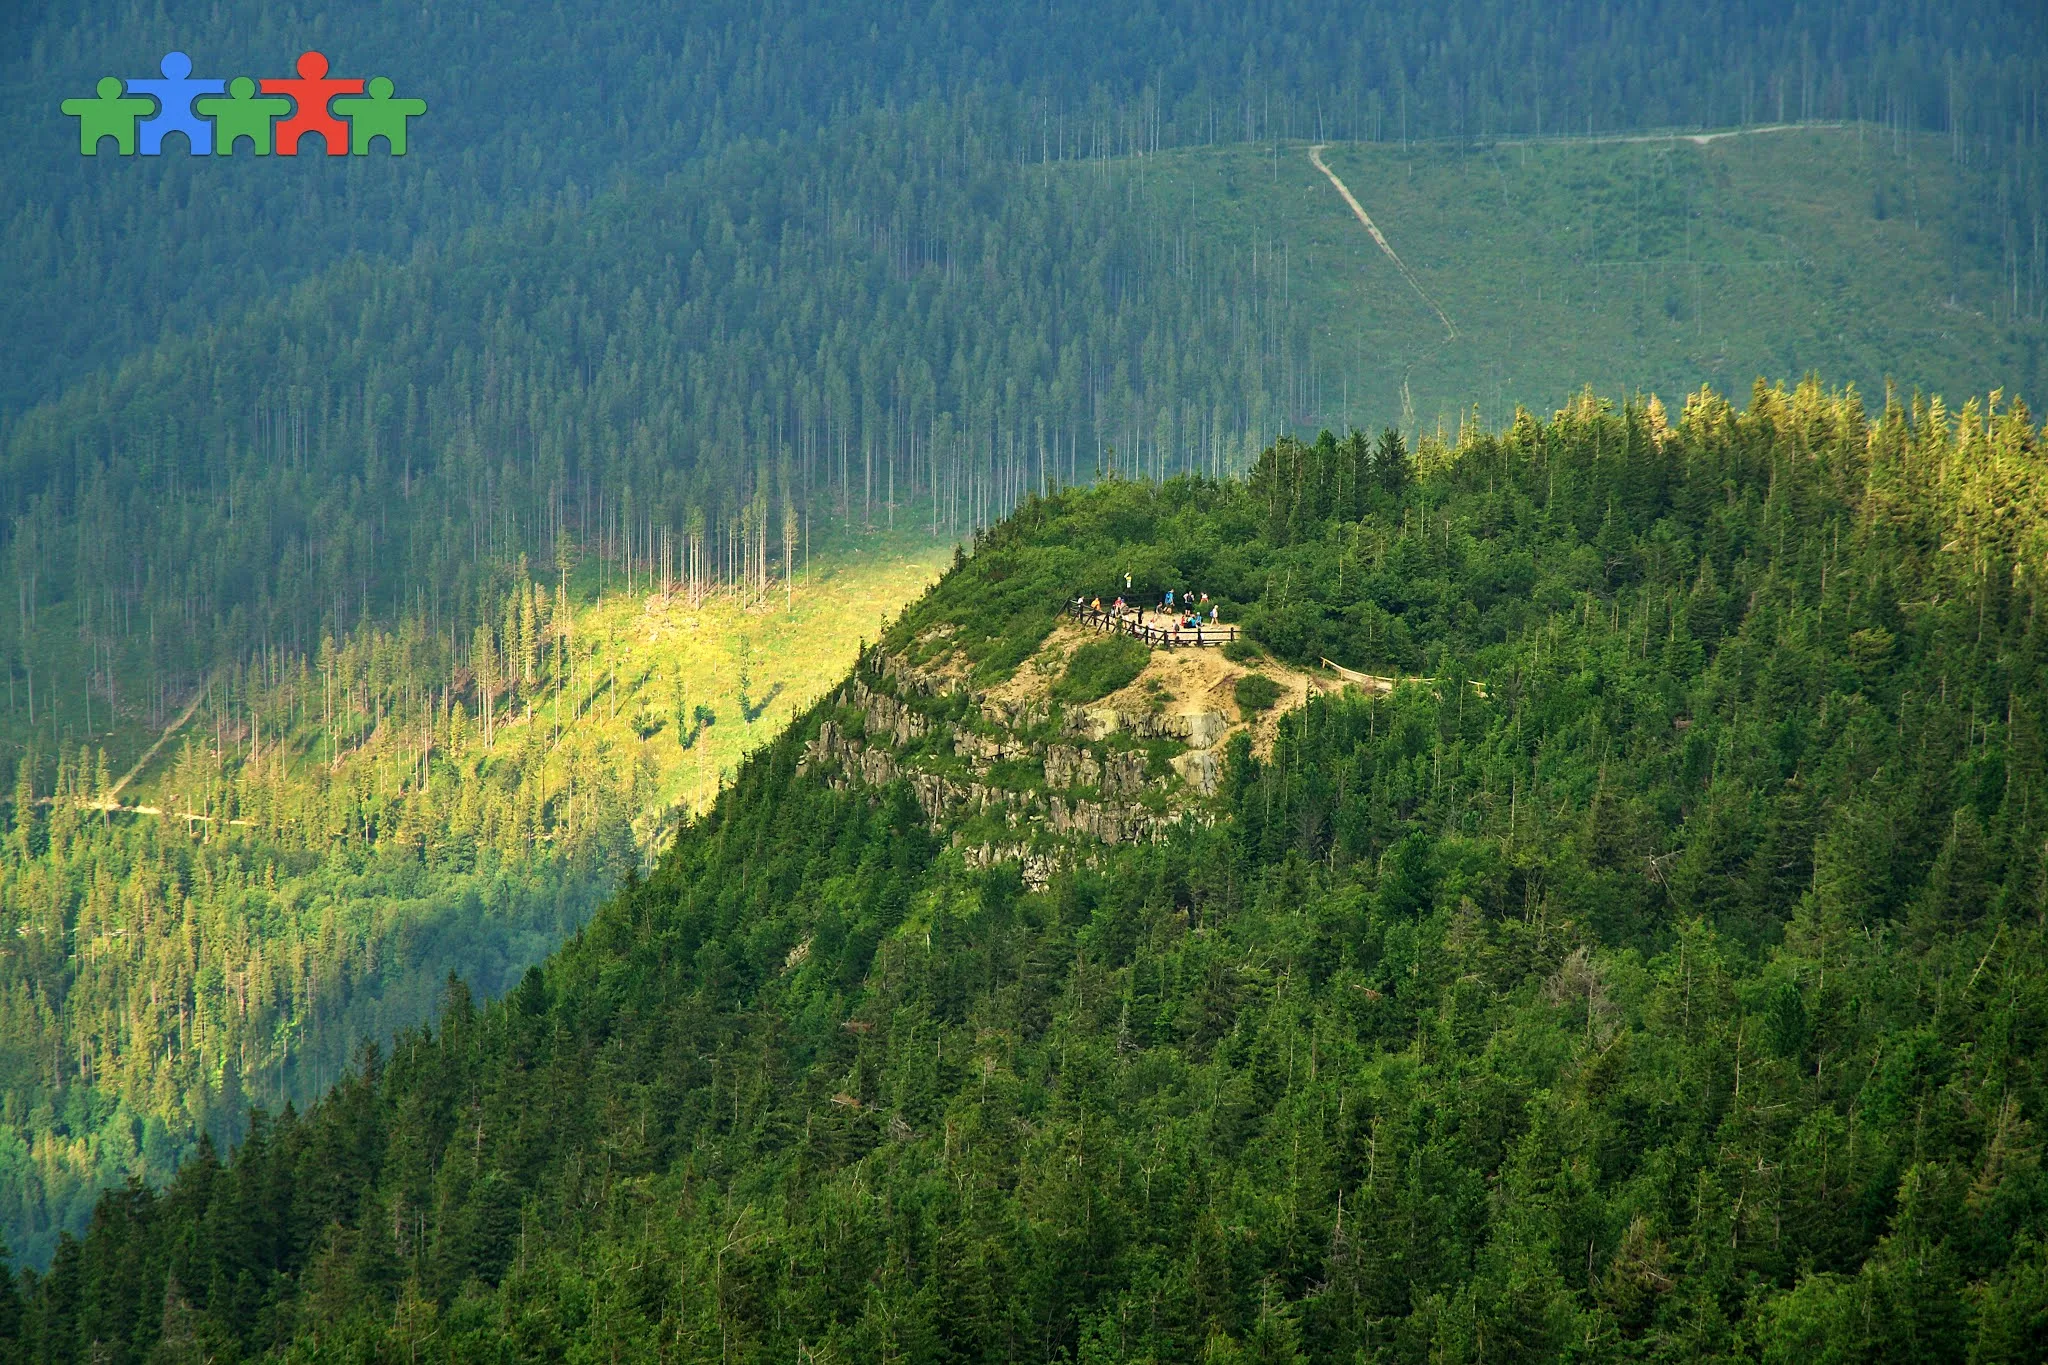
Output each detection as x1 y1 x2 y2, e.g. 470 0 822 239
1090 596 1102 613
1210 604 1219 623
1165 589 1175 609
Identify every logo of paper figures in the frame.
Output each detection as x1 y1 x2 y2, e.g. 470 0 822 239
61 52 425 156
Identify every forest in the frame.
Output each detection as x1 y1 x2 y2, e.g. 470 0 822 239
2 378 2044 1360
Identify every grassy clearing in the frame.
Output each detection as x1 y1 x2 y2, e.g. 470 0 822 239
1125 127 2044 433
560 533 952 846
19 532 952 852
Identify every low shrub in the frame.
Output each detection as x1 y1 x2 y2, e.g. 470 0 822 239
1054 637 1150 703
1234 672 1283 718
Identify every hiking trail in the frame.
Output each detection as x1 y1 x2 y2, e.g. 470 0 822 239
1308 143 1457 341
1490 121 1848 151
105 678 210 803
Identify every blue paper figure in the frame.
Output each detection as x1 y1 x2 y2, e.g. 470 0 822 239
132 51 223 155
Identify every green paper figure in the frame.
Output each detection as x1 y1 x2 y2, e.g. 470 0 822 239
60 77 155 155
194 77 294 155
333 77 427 155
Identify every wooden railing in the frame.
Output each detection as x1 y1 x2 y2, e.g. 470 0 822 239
1065 600 1238 649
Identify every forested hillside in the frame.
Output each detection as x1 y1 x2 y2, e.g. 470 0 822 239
8 0 2042 416
7 379 2045 1361
0 533 943 1269
0 110 1307 707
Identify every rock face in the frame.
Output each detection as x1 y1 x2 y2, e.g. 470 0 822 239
1048 795 1167 844
1043 744 1100 790
1069 704 1230 748
982 698 1051 731
960 841 1060 890
1101 750 1149 798
851 683 930 747
800 646 1235 850
1171 747 1222 796
1178 711 1232 750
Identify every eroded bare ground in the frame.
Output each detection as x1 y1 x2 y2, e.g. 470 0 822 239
987 619 1338 761
804 620 1411 878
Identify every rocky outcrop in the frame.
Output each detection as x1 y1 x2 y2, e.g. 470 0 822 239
1042 743 1100 789
803 649 1232 852
957 729 1033 765
806 719 1025 825
1038 744 1146 796
961 842 1061 890
981 697 1052 731
876 650 957 698
845 678 931 747
1049 795 1167 844
1102 750 1149 798
1069 705 1229 748
1171 747 1222 796
809 719 902 788
1174 711 1233 749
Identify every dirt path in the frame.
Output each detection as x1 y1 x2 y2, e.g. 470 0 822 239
58 799 254 827
1490 121 1847 151
105 679 210 802
1308 144 1457 341
25 678 253 825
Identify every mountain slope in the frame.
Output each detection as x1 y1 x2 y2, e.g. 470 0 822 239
0 537 945 1269
9 0 2040 416
8 378 2046 1361
1 104 2042 1284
